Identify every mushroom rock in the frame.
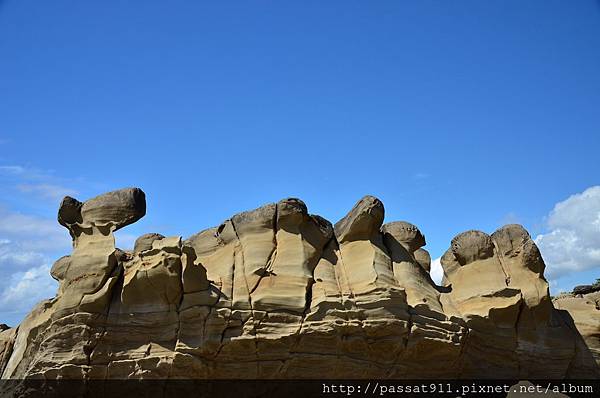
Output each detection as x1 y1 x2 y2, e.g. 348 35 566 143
0 189 597 380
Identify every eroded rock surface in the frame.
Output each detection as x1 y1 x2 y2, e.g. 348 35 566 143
554 287 600 367
0 188 597 379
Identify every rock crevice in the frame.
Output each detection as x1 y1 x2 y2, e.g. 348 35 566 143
0 188 597 379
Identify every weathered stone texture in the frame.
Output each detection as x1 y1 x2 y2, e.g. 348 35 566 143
0 188 597 379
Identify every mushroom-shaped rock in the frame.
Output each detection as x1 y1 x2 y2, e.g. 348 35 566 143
491 224 545 274
450 230 495 266
81 187 146 230
381 221 426 253
134 233 165 253
334 195 384 243
5 191 599 380
382 222 442 314
491 224 554 331
440 230 519 322
277 198 333 244
491 224 530 255
277 198 308 224
333 196 404 316
58 188 146 238
52 188 145 315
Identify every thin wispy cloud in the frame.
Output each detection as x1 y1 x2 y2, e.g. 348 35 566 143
0 208 70 248
0 165 26 175
0 164 78 325
412 172 430 180
0 206 69 325
0 163 75 183
0 264 57 314
0 164 81 206
16 183 78 202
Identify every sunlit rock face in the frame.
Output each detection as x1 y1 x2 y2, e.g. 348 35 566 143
0 188 597 379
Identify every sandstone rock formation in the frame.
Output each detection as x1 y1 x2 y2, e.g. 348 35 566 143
553 284 600 366
0 188 598 380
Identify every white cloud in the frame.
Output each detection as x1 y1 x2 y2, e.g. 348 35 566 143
0 164 80 205
0 249 46 269
413 172 430 180
0 208 71 252
0 164 78 325
535 186 600 279
0 165 25 175
16 183 78 202
430 256 443 285
0 263 57 314
0 209 66 323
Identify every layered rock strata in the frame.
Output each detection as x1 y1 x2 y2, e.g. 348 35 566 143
0 188 597 379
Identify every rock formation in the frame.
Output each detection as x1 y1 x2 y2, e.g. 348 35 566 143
0 188 597 380
553 284 600 366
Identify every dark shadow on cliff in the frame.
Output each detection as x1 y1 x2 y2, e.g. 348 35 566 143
555 308 600 376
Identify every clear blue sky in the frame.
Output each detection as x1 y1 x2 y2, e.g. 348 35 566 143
0 1 599 326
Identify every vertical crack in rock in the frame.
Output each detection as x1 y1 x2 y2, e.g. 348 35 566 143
333 238 355 303
2 188 599 380
248 203 278 295
227 217 259 371
492 239 512 287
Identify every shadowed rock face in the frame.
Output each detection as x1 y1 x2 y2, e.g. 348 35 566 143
0 188 597 380
554 288 600 366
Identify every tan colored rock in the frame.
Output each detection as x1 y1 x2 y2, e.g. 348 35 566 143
414 248 431 273
133 233 165 253
554 289 600 366
0 188 597 380
440 227 592 378
382 221 443 315
58 188 145 237
0 327 16 375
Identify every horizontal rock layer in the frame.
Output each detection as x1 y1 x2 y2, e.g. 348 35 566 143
0 188 597 379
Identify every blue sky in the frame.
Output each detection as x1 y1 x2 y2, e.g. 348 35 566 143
0 1 599 326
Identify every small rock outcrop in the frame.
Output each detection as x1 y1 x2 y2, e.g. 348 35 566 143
0 188 597 379
553 284 600 366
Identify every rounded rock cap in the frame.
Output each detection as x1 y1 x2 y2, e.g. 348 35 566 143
451 230 494 265
334 195 384 243
382 221 426 252
134 233 165 253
